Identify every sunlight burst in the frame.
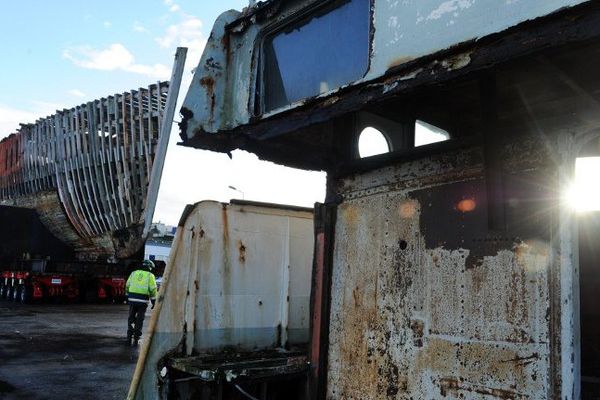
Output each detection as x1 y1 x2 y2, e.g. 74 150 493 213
566 157 600 212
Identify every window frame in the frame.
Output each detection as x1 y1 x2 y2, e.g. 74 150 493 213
255 0 373 116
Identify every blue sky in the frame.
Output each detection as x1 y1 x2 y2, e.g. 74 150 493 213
0 0 247 124
0 0 326 224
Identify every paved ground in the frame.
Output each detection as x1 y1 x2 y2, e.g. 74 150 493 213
0 301 148 399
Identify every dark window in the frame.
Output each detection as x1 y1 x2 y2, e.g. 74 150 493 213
262 0 370 112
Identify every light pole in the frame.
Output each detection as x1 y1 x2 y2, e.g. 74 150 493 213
228 185 245 199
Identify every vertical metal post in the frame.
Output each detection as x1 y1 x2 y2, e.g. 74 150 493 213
142 47 188 237
309 201 337 400
279 216 291 348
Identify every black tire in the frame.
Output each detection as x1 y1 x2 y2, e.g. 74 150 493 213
10 285 19 302
84 288 98 303
19 285 31 304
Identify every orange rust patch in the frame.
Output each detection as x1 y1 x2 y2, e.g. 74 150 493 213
199 76 215 90
415 337 457 373
387 56 414 70
341 204 359 226
199 76 217 118
399 199 419 218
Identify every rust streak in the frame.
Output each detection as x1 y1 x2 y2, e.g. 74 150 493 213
439 377 525 399
199 76 216 120
387 56 414 70
238 240 246 264
500 353 540 366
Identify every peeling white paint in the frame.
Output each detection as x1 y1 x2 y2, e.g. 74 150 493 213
129 201 314 399
426 0 475 21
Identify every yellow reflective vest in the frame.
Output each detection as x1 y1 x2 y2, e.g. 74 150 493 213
126 269 157 304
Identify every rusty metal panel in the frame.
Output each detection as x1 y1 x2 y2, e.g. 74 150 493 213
128 201 314 400
325 142 570 399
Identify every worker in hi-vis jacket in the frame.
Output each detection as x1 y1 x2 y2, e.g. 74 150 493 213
125 260 157 346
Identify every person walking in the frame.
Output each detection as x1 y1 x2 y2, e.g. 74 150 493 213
126 259 157 346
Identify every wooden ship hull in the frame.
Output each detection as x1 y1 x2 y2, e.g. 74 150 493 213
0 81 173 261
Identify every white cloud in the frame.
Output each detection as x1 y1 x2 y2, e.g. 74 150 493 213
133 21 149 33
156 15 206 67
30 101 66 114
0 105 36 138
162 0 181 12
68 89 86 98
427 0 474 20
63 43 133 70
156 15 203 49
103 21 112 28
126 63 171 79
63 43 170 79
0 102 66 139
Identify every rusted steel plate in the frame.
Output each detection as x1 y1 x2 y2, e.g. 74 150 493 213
326 144 561 399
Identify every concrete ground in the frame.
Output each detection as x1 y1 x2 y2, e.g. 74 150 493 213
0 301 148 399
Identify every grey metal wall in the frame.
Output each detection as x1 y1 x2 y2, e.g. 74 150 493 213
129 201 314 399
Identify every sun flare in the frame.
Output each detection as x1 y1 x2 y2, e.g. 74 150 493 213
567 157 600 212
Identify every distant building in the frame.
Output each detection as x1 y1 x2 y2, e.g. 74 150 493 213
144 223 176 264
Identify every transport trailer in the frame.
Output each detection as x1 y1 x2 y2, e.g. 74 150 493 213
0 202 129 303
0 260 129 303
127 200 314 400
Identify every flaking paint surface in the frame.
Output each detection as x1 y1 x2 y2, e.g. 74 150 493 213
181 0 589 134
133 201 314 399
327 146 554 399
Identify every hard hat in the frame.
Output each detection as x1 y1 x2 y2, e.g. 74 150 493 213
142 259 155 271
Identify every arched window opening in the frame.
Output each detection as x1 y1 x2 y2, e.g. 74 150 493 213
358 127 391 158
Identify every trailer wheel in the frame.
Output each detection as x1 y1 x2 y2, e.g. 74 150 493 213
10 285 19 302
2 285 10 300
19 286 31 304
84 288 98 303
